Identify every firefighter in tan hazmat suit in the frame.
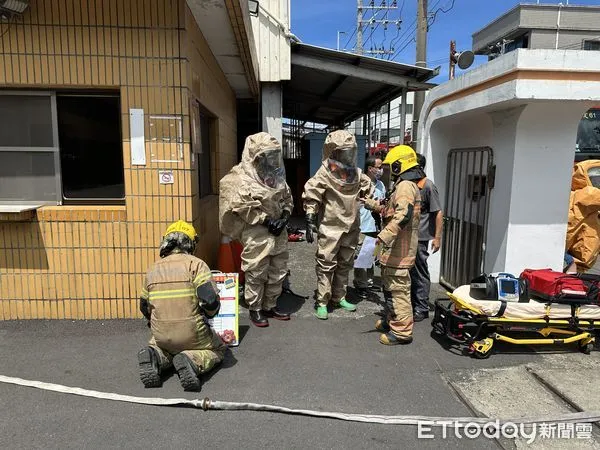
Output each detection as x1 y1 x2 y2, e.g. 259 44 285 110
137 220 226 391
303 130 374 320
219 132 293 327
364 145 422 345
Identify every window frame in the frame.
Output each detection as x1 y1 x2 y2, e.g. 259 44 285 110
0 90 62 205
583 39 600 51
56 91 125 205
191 98 216 199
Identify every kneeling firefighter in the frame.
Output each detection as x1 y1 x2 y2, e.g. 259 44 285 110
364 145 422 345
137 220 226 391
302 130 374 319
219 132 293 327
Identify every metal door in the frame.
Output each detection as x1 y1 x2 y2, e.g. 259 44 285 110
440 147 495 290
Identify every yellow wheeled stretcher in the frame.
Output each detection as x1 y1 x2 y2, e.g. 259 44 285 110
431 285 600 358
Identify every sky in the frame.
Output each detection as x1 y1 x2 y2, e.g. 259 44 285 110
290 0 600 83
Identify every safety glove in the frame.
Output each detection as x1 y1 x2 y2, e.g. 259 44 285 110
270 210 291 237
372 211 382 231
305 213 318 243
263 217 280 236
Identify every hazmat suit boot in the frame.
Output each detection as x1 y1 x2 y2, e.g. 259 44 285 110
249 310 269 327
137 347 162 388
315 305 328 320
173 353 202 392
262 307 290 321
336 298 357 312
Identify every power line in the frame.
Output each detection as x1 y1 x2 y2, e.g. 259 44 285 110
386 15 418 58
363 4 388 51
428 0 455 27
387 20 417 59
388 0 452 61
361 0 402 57
341 26 357 51
387 0 443 59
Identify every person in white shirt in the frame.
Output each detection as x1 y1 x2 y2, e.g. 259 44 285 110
353 157 386 299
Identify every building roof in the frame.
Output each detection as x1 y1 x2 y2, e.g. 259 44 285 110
473 3 600 37
187 0 259 99
283 42 437 126
472 3 600 55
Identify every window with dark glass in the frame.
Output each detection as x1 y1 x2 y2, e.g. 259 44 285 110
505 34 529 53
583 40 600 51
191 100 214 199
577 108 600 153
0 91 125 205
56 94 125 201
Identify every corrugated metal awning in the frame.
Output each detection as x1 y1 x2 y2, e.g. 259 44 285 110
283 42 438 125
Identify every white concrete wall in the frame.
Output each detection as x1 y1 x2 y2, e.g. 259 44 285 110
262 82 283 143
418 49 600 286
505 101 591 274
484 106 523 275
250 0 291 82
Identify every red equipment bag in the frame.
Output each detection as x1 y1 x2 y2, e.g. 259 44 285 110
520 268 600 304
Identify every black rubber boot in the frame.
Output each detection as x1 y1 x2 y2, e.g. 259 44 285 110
413 311 429 322
379 332 413 346
249 310 269 327
173 353 202 392
137 347 162 388
355 288 369 300
262 308 290 321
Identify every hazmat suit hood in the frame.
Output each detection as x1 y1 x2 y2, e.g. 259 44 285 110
322 130 358 185
240 132 286 190
219 132 292 240
567 159 600 270
572 159 600 191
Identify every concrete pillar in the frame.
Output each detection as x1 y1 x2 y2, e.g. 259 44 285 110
261 82 283 143
502 101 590 274
484 101 592 275
484 106 524 274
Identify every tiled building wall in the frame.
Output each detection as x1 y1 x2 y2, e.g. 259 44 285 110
184 5 237 264
0 0 237 319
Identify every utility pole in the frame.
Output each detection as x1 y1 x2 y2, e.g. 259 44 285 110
337 30 346 51
413 0 427 146
448 39 456 80
356 0 400 57
357 0 363 55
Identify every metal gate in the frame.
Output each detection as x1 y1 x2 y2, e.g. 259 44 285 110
440 147 495 290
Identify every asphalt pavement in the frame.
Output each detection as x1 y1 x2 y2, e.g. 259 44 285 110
0 238 587 449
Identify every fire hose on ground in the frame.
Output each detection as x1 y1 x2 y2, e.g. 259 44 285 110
1 374 599 428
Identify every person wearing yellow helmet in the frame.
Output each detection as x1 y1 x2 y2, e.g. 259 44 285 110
364 145 423 345
137 220 226 391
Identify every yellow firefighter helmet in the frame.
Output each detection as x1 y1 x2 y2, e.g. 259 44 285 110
383 145 418 174
164 220 198 242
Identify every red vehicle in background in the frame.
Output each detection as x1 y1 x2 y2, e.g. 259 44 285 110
368 129 413 157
